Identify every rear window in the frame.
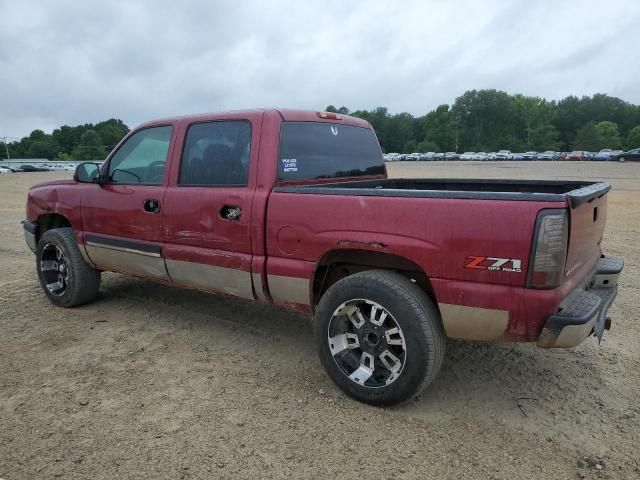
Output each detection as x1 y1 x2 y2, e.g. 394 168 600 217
278 122 384 181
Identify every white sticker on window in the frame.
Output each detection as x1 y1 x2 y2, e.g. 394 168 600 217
281 158 298 172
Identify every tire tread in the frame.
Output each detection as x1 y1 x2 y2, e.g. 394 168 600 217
314 269 445 405
37 227 100 307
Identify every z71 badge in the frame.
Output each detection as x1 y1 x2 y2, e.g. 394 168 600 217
465 256 522 273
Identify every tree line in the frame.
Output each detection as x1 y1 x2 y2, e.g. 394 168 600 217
327 90 640 153
2 90 640 160
1 119 130 161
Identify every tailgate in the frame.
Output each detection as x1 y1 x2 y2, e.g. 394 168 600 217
564 185 609 278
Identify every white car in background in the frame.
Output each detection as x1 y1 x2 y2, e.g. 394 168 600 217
494 149 512 160
0 165 12 173
459 152 475 160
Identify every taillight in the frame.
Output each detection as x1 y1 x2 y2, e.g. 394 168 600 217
527 209 569 289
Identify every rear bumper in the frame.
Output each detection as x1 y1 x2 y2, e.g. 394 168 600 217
537 255 623 348
22 220 37 253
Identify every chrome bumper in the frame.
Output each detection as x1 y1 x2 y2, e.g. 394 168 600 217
537 255 623 348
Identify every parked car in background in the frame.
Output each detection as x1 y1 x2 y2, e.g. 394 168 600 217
522 151 537 160
0 165 12 173
608 150 623 160
494 150 512 160
444 152 459 160
475 152 488 160
418 152 434 161
460 152 475 160
595 149 613 161
432 152 444 160
18 164 46 172
537 151 557 161
565 151 589 161
611 148 640 162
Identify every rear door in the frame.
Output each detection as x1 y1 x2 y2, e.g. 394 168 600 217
161 114 262 299
81 124 175 279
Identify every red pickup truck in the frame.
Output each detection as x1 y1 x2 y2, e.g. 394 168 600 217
23 109 623 405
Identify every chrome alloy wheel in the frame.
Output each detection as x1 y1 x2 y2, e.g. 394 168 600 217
327 299 406 388
40 243 69 296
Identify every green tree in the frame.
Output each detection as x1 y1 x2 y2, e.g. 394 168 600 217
325 105 338 113
451 89 525 151
416 140 439 152
527 123 561 151
0 140 8 160
386 112 415 152
594 121 622 149
423 105 455 151
95 118 129 151
573 122 602 151
51 125 83 155
72 130 106 160
625 125 640 149
403 139 417 153
25 129 60 159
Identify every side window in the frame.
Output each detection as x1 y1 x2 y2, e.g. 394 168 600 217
107 126 173 185
179 121 251 186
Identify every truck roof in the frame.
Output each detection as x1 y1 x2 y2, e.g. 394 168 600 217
136 108 371 130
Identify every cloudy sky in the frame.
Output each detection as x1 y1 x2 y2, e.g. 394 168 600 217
1 0 639 139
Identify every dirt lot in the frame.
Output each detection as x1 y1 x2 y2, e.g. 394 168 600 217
1 162 639 480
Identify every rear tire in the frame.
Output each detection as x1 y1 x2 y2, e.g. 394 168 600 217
314 270 445 406
36 227 101 307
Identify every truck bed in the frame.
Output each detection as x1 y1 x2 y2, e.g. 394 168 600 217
275 178 610 207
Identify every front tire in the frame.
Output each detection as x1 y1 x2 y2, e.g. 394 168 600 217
314 270 445 406
36 227 101 307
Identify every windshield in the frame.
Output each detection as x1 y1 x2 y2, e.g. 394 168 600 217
278 122 384 181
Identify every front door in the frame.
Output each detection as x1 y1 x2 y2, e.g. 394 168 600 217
162 117 259 299
81 124 175 280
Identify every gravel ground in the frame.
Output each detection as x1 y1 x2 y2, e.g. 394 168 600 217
1 162 639 479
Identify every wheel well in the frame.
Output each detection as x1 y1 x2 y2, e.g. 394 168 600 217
312 249 436 307
36 213 72 242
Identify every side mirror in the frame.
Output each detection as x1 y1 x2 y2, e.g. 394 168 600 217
74 162 101 183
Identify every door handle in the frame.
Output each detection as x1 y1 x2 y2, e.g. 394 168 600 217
143 199 161 213
220 205 242 221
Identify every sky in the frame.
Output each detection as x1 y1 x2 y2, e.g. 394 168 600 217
1 0 639 139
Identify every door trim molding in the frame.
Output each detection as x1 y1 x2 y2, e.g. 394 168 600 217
85 234 161 258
